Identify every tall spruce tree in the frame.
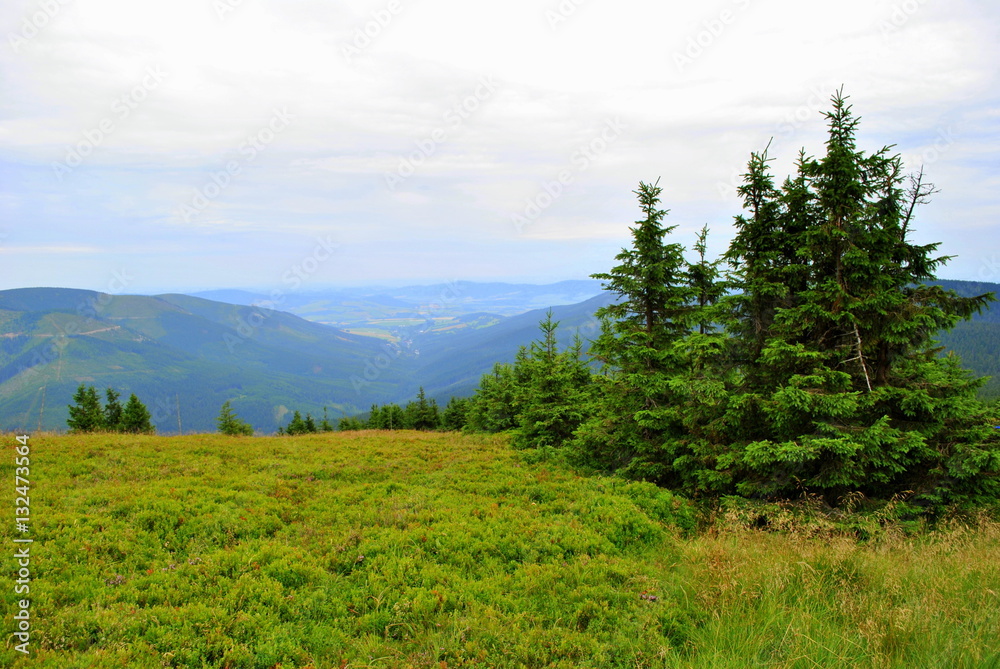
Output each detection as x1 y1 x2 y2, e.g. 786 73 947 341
590 179 694 359
688 225 726 336
573 180 700 481
368 404 385 429
120 394 154 434
67 384 105 433
464 315 595 442
383 404 405 430
285 410 308 435
404 388 440 431
104 388 124 432
710 90 999 506
319 407 335 432
337 416 366 431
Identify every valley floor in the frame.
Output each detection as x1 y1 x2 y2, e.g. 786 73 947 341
2 431 998 668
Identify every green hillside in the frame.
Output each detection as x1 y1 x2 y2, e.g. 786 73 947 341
930 280 1000 401
1 279 996 435
2 431 997 668
932 280 1000 322
938 321 1000 401
0 287 617 434
407 294 611 401
0 289 396 434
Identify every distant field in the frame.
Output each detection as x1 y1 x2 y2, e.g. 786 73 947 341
2 432 998 668
338 318 461 340
338 328 402 341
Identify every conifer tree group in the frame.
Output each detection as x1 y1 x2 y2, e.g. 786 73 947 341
462 90 1000 510
460 313 595 450
277 408 335 435
261 389 450 435
67 384 155 434
347 388 448 432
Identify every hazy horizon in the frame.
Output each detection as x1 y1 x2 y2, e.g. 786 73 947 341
3 274 997 302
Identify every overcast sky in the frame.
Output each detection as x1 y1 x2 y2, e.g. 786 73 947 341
1 0 998 294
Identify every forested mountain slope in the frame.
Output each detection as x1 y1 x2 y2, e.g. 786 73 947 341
1 278 995 434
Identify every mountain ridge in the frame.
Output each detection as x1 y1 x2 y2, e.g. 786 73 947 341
1 279 996 433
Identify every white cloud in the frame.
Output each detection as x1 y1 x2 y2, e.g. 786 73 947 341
0 0 997 290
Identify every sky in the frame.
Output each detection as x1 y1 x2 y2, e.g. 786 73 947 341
1 0 998 295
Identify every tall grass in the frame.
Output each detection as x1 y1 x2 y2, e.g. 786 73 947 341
1 431 997 667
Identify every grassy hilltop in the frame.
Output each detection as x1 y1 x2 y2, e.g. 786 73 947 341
2 431 999 668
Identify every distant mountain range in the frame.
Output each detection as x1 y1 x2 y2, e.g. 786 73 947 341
190 280 606 337
0 279 996 434
0 282 612 434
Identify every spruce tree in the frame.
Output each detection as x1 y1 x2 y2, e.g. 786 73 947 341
710 90 999 506
368 404 385 429
120 394 154 434
573 180 699 481
104 388 124 432
591 179 694 358
304 413 317 434
319 407 335 432
404 388 440 431
217 400 253 436
511 313 595 449
721 143 810 378
687 225 726 336
285 410 308 435
386 404 404 429
337 416 365 431
465 361 522 433
441 396 469 431
67 384 104 433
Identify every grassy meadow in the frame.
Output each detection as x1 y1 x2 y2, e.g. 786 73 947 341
2 431 999 668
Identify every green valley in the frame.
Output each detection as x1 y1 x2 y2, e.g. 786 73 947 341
0 285 613 434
